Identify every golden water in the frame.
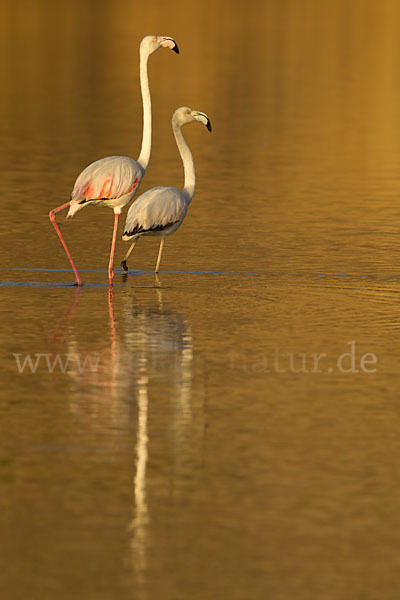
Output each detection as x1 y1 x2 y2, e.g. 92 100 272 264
1 1 400 598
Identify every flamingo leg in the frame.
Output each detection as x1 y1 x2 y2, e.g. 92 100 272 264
155 237 165 273
108 212 119 285
49 202 83 286
121 241 137 273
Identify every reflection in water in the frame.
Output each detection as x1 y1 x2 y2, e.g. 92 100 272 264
3 1 400 597
108 287 117 393
47 279 203 587
121 278 197 582
49 285 82 347
130 344 149 584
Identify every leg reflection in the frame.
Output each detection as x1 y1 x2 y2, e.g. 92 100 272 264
130 334 150 584
126 286 205 585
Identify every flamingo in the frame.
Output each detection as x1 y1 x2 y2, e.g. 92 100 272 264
49 35 179 286
121 107 212 274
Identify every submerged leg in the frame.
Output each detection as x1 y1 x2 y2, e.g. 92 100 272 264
155 238 165 273
49 201 83 286
121 240 137 273
108 212 119 286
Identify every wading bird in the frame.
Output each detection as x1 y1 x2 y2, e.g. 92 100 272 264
49 35 179 286
121 107 212 274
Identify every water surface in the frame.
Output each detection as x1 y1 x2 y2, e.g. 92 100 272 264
1 1 400 599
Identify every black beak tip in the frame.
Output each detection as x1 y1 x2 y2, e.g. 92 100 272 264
173 43 179 54
207 120 212 132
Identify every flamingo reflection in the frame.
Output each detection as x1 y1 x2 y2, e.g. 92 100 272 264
48 281 204 585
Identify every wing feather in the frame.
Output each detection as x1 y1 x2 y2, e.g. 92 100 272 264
123 187 188 235
72 156 143 202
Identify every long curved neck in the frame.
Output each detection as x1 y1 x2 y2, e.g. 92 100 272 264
137 50 151 171
173 120 195 200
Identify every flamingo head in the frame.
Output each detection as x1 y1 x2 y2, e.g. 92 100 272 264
141 35 179 56
173 107 212 132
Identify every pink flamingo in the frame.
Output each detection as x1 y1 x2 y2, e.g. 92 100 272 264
49 35 179 286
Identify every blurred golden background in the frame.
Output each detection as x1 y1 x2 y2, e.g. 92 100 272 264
1 2 400 600
1 0 400 275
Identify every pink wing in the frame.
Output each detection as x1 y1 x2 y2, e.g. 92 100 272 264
71 156 143 202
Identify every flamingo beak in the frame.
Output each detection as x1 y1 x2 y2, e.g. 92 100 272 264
159 37 179 53
191 111 212 132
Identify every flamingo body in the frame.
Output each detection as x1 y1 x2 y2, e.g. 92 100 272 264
121 107 212 273
68 156 144 217
49 34 179 286
122 186 188 240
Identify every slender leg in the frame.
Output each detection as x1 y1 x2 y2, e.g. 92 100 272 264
108 212 119 286
49 202 83 286
155 237 165 273
121 241 137 273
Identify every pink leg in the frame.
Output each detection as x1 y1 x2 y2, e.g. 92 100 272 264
108 212 119 286
49 202 83 286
